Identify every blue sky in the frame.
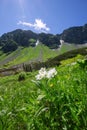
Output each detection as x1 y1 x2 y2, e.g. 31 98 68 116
0 0 87 36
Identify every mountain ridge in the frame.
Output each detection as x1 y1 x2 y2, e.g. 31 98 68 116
0 23 87 53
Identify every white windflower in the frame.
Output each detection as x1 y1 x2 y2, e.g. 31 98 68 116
46 68 57 79
35 74 43 80
35 67 57 80
39 68 47 76
35 67 47 80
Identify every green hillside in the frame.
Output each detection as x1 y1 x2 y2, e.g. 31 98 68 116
0 44 59 68
0 43 86 69
58 42 87 54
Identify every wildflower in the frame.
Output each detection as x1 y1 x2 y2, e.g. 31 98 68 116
46 68 57 79
35 74 44 80
35 68 47 80
35 67 57 80
39 68 47 76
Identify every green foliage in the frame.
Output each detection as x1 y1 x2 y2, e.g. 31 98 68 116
39 33 60 49
61 54 84 65
2 39 18 53
29 38 36 43
29 38 36 47
46 47 87 68
0 59 87 129
58 43 79 54
30 64 87 130
77 59 87 68
18 71 26 81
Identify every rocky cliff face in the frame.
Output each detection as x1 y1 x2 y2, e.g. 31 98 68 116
82 24 87 43
61 24 87 44
0 29 61 50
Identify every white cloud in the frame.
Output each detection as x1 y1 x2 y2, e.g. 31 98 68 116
17 19 50 32
18 21 33 27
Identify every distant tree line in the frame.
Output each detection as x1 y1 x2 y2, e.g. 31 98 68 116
2 39 18 53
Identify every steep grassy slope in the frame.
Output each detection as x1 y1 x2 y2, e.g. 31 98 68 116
0 43 87 69
0 44 58 68
58 42 87 54
0 56 87 130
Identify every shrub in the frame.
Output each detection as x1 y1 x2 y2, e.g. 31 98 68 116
77 59 87 68
2 39 18 53
18 72 26 81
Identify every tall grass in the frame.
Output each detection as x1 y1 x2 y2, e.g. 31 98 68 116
30 64 87 130
0 59 87 129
